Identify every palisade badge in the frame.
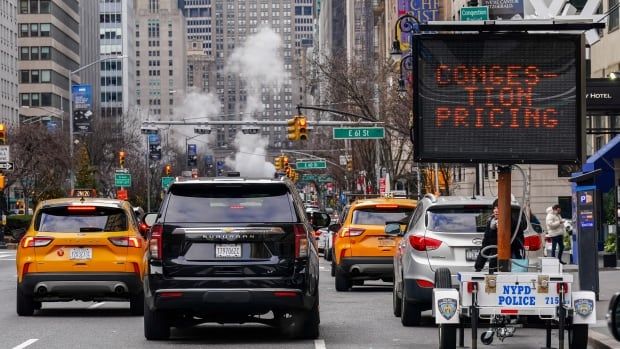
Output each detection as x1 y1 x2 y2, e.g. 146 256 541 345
438 298 458 320
574 299 594 317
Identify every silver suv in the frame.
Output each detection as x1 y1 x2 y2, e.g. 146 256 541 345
390 195 543 326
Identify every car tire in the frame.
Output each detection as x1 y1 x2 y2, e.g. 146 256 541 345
569 324 588 349
393 280 402 317
279 294 320 340
325 247 332 261
435 268 456 349
144 300 170 340
130 291 145 316
400 282 422 327
16 285 35 316
330 258 336 277
335 268 351 292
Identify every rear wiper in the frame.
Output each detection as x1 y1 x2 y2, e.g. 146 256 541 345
79 227 103 232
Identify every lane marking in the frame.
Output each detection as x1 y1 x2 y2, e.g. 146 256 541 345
88 302 106 309
12 339 39 349
314 339 327 349
319 266 326 270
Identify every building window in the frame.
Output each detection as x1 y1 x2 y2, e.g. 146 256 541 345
31 93 40 106
40 47 50 59
30 23 39 37
40 0 51 13
40 23 51 37
41 70 51 83
610 0 619 32
20 0 28 13
20 70 30 83
20 47 29 60
41 93 52 106
30 47 39 59
20 94 30 106
31 70 40 83
20 24 29 37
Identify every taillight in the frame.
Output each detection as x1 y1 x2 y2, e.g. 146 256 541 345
21 262 31 279
150 224 163 260
557 282 569 294
21 236 54 248
294 224 308 258
524 235 542 251
467 282 478 293
408 235 442 251
108 237 142 248
416 279 434 288
341 228 365 237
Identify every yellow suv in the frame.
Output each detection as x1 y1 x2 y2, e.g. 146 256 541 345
333 197 416 291
16 198 147 316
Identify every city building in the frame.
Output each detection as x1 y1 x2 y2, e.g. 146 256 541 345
99 0 136 120
0 0 19 127
18 0 80 128
79 0 100 122
186 38 214 92
180 0 301 160
134 0 187 120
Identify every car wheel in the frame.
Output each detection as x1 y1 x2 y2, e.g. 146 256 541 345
130 291 145 316
393 280 402 317
279 293 320 340
568 324 588 349
400 281 421 326
435 268 456 349
330 258 336 277
325 247 332 261
335 268 351 292
16 284 35 316
144 299 170 340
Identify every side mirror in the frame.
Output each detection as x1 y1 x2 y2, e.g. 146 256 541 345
385 222 402 236
608 292 620 341
328 223 341 233
143 213 158 228
312 212 331 229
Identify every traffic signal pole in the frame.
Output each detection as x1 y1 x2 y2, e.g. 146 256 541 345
497 166 512 272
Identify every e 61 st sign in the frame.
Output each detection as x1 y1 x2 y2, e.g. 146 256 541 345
333 127 385 140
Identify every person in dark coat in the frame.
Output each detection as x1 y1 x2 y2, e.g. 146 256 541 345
475 200 526 272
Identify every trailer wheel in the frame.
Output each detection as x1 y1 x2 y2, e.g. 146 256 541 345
481 330 494 345
435 268 456 349
569 324 588 349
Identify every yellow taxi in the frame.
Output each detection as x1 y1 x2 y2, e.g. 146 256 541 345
333 197 416 291
16 197 147 316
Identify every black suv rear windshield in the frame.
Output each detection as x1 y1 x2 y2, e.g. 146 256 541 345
427 206 523 233
164 183 297 223
35 206 128 232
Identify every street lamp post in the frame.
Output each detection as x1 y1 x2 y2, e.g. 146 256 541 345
68 55 127 190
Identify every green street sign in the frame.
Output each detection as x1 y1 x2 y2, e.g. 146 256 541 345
296 160 327 170
333 127 385 140
114 173 131 187
161 176 175 190
460 6 489 21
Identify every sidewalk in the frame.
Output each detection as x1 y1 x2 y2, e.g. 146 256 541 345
565 254 620 349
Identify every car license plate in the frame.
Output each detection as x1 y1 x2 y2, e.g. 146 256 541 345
215 244 242 258
379 238 395 247
466 248 480 261
70 248 92 260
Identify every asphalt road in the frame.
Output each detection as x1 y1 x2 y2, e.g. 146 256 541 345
0 250 596 348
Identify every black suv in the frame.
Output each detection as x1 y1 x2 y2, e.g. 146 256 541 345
142 176 329 340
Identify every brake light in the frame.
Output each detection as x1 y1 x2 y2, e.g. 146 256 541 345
341 228 365 237
557 282 569 294
21 236 54 248
108 236 142 248
229 205 245 209
294 224 308 258
501 309 519 315
408 235 442 251
375 204 398 208
21 262 31 279
67 206 97 212
524 234 542 251
416 279 434 288
159 291 183 298
274 291 298 297
150 224 163 260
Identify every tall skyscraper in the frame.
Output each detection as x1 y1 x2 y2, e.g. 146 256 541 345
294 0 313 54
134 0 187 120
181 0 303 158
99 0 136 119
79 0 100 120
18 0 80 128
0 0 18 127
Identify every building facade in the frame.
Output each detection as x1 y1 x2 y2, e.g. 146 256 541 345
0 0 19 127
134 0 187 120
79 0 100 121
99 0 136 120
18 0 80 128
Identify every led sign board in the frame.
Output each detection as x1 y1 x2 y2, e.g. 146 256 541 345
413 34 585 164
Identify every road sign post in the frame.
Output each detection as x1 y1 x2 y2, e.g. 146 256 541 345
296 160 327 170
460 6 489 20
161 176 175 190
0 162 14 171
333 127 385 140
114 173 132 187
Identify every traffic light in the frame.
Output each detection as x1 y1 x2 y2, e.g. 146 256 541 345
287 117 299 141
119 151 126 168
164 164 172 175
347 159 353 172
0 123 6 145
0 174 5 190
298 116 308 140
285 166 291 177
274 156 283 170
283 156 289 169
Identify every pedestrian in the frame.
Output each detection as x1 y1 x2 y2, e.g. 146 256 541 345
546 204 567 264
475 200 527 272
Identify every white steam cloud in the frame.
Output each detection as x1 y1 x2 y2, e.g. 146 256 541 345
224 26 286 177
172 89 221 149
